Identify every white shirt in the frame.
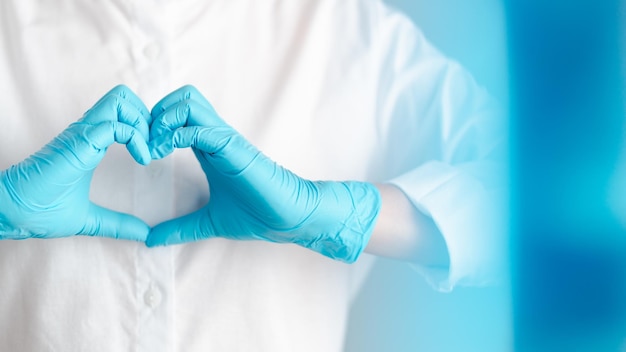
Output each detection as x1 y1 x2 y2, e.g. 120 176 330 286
0 0 505 351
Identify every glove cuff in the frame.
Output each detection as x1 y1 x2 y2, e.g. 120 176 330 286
297 181 381 263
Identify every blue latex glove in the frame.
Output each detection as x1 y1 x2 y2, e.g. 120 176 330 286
0 85 152 241
147 86 381 263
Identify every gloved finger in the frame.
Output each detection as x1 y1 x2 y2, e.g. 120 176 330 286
90 85 152 126
149 125 238 160
83 92 151 141
150 126 263 179
81 203 150 241
146 210 212 247
107 85 152 125
148 130 177 159
149 99 223 141
85 121 151 165
151 85 215 120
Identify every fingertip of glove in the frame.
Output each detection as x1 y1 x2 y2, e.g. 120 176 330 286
149 149 163 161
114 216 151 242
125 226 151 243
139 153 152 166
148 140 172 160
145 235 164 248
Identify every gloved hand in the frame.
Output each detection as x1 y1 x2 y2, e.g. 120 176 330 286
0 85 152 241
147 86 381 263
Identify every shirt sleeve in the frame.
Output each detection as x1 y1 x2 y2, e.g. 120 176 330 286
372 4 508 292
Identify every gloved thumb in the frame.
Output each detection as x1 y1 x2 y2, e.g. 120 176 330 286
146 210 209 247
81 204 150 241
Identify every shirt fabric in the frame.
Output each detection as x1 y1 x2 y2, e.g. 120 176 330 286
0 0 505 351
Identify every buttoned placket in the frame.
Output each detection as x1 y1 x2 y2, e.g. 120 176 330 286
128 2 176 352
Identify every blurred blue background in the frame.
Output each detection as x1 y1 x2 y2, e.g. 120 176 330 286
346 1 626 351
507 0 626 351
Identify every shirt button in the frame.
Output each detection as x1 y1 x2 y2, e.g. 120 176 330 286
144 285 162 308
143 43 162 61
